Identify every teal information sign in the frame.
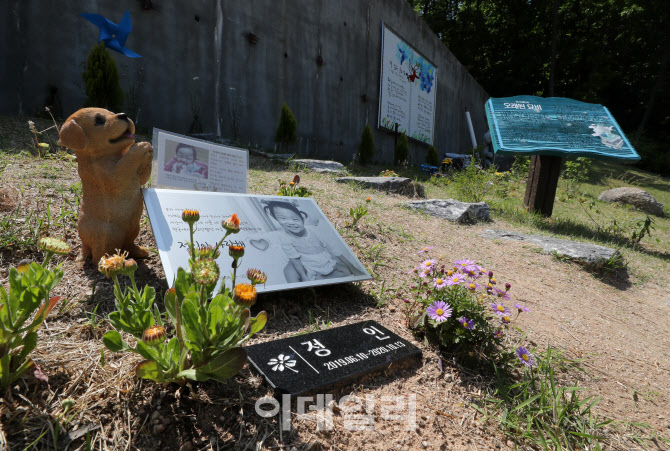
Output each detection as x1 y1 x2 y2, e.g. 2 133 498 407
485 96 640 161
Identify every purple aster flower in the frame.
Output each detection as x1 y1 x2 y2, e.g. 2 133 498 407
514 303 531 313
465 281 480 292
490 302 510 316
493 329 504 339
501 315 511 324
419 268 432 278
426 301 452 323
463 267 482 278
493 287 511 300
458 317 475 330
454 258 476 270
515 347 536 367
432 277 448 290
418 246 434 254
420 259 437 271
446 274 465 286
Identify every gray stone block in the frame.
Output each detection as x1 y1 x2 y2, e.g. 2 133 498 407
482 229 619 268
293 159 345 174
405 199 490 224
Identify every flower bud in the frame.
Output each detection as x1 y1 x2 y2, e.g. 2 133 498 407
229 245 245 259
197 245 220 260
246 268 267 285
192 258 220 285
182 210 200 224
39 237 71 255
293 174 300 184
122 258 138 276
505 283 511 291
142 325 166 347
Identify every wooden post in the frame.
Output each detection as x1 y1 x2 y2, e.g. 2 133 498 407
523 155 562 217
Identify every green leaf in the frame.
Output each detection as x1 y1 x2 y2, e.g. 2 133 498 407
181 298 205 346
102 330 133 352
135 341 160 362
208 305 224 338
197 347 247 380
0 354 10 389
136 360 166 383
164 289 178 324
175 368 212 382
249 311 267 335
18 332 38 361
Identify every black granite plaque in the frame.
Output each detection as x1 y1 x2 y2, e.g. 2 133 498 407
245 320 422 396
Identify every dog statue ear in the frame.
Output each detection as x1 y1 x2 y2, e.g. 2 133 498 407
58 119 87 151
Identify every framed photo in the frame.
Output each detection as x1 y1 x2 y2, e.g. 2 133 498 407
153 129 248 193
142 188 371 293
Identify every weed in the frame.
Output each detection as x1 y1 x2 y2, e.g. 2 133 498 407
348 204 369 228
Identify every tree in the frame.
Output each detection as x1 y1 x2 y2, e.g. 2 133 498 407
358 124 375 164
275 103 297 152
426 145 439 166
395 133 409 166
82 42 124 111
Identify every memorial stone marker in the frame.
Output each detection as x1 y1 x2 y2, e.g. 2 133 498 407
246 321 422 396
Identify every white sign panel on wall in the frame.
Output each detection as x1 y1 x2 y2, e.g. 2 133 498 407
154 129 248 193
378 24 437 145
142 189 371 293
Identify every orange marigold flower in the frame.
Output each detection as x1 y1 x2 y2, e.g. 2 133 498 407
142 325 166 347
98 251 128 278
222 213 241 233
234 283 257 307
366 197 371 202
182 210 200 224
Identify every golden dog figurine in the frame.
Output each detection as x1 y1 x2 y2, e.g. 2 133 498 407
58 108 153 263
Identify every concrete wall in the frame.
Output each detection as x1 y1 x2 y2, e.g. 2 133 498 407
1 0 489 164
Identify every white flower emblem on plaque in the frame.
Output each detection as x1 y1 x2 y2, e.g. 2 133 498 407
267 354 298 373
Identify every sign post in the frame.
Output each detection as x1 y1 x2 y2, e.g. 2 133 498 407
485 96 640 217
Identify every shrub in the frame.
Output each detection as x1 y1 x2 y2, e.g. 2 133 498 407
394 133 409 166
0 238 68 390
82 42 124 111
449 161 494 203
102 211 267 385
358 124 375 164
426 145 439 166
275 103 297 153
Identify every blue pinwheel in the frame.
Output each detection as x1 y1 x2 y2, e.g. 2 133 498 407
81 10 141 58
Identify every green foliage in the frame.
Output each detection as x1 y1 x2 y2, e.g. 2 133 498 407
426 145 439 166
102 214 267 385
274 103 297 152
449 161 494 203
379 169 399 177
0 242 66 390
562 157 592 192
82 43 124 111
277 174 312 197
475 347 611 450
394 133 409 166
358 124 375 164
510 155 530 179
349 204 369 228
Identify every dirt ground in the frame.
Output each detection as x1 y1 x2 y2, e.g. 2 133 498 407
1 138 669 450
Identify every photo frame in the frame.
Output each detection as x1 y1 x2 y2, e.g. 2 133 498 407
142 188 371 293
153 129 248 193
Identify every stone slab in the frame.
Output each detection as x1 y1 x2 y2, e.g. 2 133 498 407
336 176 413 194
293 159 345 174
598 187 664 217
405 199 490 224
482 229 619 267
245 321 421 396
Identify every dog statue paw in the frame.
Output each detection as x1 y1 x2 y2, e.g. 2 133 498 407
58 108 153 263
